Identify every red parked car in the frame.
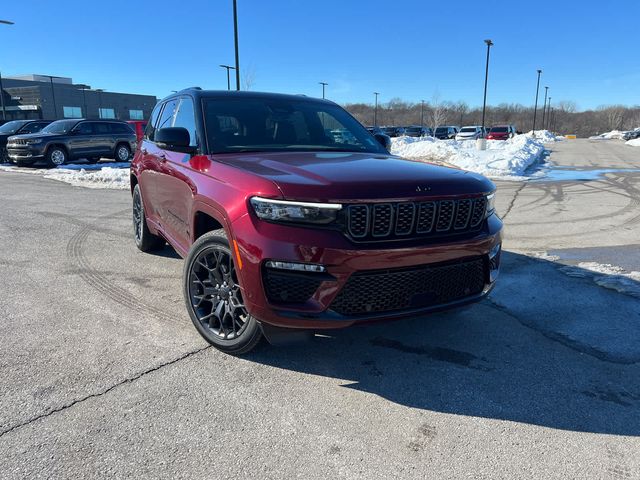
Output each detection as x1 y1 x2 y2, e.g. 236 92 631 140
487 125 517 140
127 120 147 142
131 89 502 354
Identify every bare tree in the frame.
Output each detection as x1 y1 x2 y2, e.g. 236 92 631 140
429 94 447 133
242 65 256 91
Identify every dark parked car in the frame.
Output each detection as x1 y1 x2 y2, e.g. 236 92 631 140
404 126 432 137
7 119 136 167
382 126 406 137
487 125 517 140
366 126 384 135
434 126 459 139
131 89 502 354
0 120 52 163
623 129 640 141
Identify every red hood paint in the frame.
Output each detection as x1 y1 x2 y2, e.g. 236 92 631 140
211 151 494 202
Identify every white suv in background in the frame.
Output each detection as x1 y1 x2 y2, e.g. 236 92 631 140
456 126 484 140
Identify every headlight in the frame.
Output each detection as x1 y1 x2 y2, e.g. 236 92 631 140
250 196 342 225
25 139 43 145
485 192 496 218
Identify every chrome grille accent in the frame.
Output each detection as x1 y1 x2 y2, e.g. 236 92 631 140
346 198 485 241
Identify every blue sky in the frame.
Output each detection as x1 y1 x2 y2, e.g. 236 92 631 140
1 0 638 110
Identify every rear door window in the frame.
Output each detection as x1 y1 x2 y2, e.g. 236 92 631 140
93 123 110 135
144 103 162 141
74 122 93 135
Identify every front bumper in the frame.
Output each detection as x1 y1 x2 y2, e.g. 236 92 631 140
232 213 503 330
7 144 46 162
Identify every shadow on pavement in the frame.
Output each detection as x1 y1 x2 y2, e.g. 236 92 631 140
246 251 640 436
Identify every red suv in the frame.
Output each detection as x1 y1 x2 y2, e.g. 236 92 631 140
131 89 502 354
487 125 517 140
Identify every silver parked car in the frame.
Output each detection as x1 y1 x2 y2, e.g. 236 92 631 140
456 125 484 141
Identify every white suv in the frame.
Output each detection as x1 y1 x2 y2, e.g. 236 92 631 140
456 126 484 141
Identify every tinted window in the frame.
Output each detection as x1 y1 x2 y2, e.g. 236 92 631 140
110 123 134 134
19 122 48 134
94 123 110 134
435 127 447 134
144 103 162 141
0 121 28 134
42 120 78 134
173 97 197 147
460 127 477 132
203 98 385 154
73 122 93 135
491 127 508 133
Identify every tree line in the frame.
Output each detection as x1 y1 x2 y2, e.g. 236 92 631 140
343 99 640 138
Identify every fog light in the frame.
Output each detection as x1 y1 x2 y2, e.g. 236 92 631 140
265 261 326 273
489 243 501 282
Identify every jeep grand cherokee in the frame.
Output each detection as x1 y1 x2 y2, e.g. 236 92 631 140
131 89 502 354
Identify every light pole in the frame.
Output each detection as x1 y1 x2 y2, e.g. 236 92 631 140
76 84 90 118
220 64 236 90
532 69 542 135
1 19 15 120
546 97 552 130
541 86 549 130
40 75 65 119
420 99 425 127
319 82 328 99
373 92 380 127
232 0 241 91
481 39 493 138
95 89 104 118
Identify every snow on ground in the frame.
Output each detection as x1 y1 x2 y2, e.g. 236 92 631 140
0 162 130 190
626 138 640 147
559 262 640 299
523 130 564 143
390 134 547 179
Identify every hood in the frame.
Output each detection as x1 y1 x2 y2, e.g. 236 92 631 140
212 151 494 202
8 132 57 141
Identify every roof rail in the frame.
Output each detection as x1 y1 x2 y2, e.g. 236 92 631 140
178 86 202 92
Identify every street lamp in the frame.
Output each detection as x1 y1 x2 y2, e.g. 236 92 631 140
546 97 552 130
481 39 493 138
373 92 380 127
40 75 66 119
420 99 425 127
232 0 241 91
0 19 14 120
319 82 328 99
532 69 542 135
541 86 549 130
220 64 236 90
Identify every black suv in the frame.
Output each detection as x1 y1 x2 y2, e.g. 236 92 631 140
7 119 136 167
0 120 52 163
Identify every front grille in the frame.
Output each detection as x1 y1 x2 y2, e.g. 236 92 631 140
330 257 486 316
9 139 28 146
263 269 323 304
346 197 486 241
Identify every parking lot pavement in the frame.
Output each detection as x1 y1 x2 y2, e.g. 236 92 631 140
0 139 639 479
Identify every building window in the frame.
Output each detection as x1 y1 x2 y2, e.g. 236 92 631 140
63 106 82 118
129 109 144 120
99 108 115 119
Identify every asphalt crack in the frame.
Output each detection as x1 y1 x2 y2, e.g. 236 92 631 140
0 345 211 438
501 183 526 220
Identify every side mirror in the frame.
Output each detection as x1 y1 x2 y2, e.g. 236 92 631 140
155 127 196 154
374 133 391 152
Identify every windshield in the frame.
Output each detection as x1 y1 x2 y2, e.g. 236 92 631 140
435 127 447 133
204 98 386 154
460 127 477 133
491 127 508 133
41 120 78 134
405 127 420 132
0 121 28 134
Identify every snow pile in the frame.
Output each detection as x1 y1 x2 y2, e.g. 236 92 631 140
523 130 563 143
45 166 130 189
626 138 640 147
590 130 627 140
390 134 546 179
559 262 640 299
0 162 130 189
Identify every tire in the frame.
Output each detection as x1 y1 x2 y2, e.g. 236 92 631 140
183 229 263 355
115 143 131 162
132 184 165 252
46 146 67 167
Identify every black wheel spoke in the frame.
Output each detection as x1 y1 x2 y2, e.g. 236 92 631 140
188 245 249 341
